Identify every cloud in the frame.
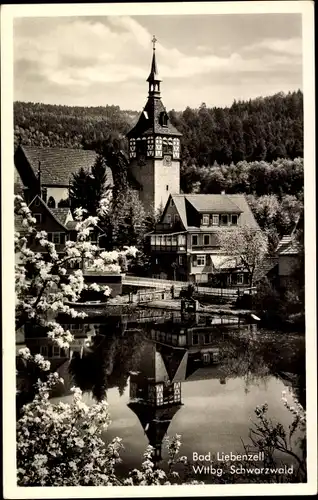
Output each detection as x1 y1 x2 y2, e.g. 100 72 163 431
13 15 302 107
243 37 302 57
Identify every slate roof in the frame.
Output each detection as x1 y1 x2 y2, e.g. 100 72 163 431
185 194 243 213
18 146 114 187
147 50 161 82
127 97 182 137
51 208 71 226
168 194 259 231
276 235 300 255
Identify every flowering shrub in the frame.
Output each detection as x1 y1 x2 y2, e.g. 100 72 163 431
17 351 202 486
15 195 137 348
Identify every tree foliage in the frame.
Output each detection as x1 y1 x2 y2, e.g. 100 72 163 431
170 91 303 167
14 91 303 168
217 226 268 286
181 158 304 200
69 154 111 216
102 187 147 250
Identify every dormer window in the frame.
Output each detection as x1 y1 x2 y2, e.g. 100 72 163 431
160 111 168 127
220 214 228 226
202 214 209 226
212 215 219 226
231 214 238 225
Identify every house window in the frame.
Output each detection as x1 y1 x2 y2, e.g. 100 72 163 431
236 274 244 285
192 235 198 246
53 233 60 244
59 233 65 244
197 255 205 266
202 214 209 225
231 214 238 225
40 345 48 357
35 198 41 207
34 213 42 224
221 214 228 226
47 232 52 242
204 235 210 246
193 334 198 345
166 214 172 224
178 255 184 265
174 214 180 223
212 215 219 226
170 198 174 207
178 234 186 246
52 345 61 358
204 333 210 344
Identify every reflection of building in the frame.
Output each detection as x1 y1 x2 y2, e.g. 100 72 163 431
128 341 187 462
145 313 239 365
128 333 230 461
24 322 97 363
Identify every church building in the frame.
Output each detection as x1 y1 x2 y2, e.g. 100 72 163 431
127 36 182 214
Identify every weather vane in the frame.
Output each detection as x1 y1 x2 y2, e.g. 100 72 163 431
152 35 157 50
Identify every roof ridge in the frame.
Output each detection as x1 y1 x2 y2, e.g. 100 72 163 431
28 195 68 230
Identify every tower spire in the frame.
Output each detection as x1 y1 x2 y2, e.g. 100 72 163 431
147 35 161 96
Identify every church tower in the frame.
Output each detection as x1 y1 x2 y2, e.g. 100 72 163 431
127 36 182 213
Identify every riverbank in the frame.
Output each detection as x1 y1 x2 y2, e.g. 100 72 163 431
138 299 253 317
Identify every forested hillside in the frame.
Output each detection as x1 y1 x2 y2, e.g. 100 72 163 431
14 102 138 150
14 90 303 165
169 90 303 166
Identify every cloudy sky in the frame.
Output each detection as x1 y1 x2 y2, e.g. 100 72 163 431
14 13 302 111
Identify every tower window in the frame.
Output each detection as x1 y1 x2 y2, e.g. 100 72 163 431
166 185 169 191
160 112 168 127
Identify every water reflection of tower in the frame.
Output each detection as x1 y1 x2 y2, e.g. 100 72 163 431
127 341 187 463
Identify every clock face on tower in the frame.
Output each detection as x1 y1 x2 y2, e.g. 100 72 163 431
163 155 172 167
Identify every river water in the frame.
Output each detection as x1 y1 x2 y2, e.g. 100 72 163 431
44 309 305 483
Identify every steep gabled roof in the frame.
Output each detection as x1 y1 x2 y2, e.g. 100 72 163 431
51 208 72 226
127 98 182 137
171 195 187 228
160 194 259 231
17 146 114 187
28 195 69 231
